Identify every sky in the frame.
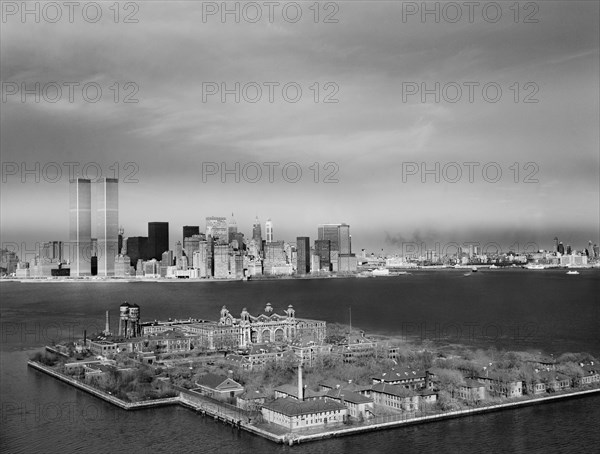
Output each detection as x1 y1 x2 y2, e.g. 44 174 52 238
1 1 599 254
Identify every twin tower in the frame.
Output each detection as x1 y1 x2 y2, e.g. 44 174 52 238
70 178 118 276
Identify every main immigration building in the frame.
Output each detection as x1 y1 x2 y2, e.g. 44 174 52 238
143 303 327 351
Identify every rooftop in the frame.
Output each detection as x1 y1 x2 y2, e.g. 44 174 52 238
263 397 346 417
325 388 372 404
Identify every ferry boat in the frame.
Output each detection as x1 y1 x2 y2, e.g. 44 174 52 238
525 264 545 270
566 270 580 275
372 268 390 276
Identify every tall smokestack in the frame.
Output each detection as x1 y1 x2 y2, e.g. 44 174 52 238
298 363 303 401
83 330 87 345
104 310 110 335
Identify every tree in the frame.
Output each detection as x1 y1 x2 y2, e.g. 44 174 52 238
558 362 584 387
432 368 465 398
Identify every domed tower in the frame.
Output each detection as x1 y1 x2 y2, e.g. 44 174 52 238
285 305 295 319
264 302 273 314
240 307 250 323
119 302 130 337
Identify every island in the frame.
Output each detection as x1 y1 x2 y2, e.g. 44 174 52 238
28 302 600 446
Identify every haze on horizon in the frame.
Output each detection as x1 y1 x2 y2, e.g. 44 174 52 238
1 1 598 254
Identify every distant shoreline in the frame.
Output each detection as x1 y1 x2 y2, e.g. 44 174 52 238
1 265 597 284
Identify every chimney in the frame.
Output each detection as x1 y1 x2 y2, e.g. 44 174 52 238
298 363 303 401
83 329 87 345
104 310 110 335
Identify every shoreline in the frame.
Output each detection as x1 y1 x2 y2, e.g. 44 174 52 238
2 266 597 284
28 360 600 446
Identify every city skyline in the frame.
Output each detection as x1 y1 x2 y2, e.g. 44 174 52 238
1 175 598 257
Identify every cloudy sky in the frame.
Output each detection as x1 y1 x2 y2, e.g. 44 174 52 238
1 1 598 254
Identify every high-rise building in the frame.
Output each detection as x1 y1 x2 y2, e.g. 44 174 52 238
296 237 310 274
148 222 169 260
315 240 331 271
183 226 200 244
339 224 351 254
233 232 245 251
175 241 184 269
40 241 63 263
252 216 262 245
554 237 559 253
184 234 204 257
192 241 210 278
126 236 148 269
318 223 351 255
162 250 174 267
206 216 228 243
265 219 274 243
558 242 565 255
69 178 92 276
96 178 119 277
228 213 238 243
118 227 124 255
213 244 230 278
263 241 290 275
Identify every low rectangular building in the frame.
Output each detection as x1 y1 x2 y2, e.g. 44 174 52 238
324 388 374 419
459 379 487 402
261 397 347 429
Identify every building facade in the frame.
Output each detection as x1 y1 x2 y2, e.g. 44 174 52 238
96 178 119 276
148 222 169 260
69 178 92 276
181 303 327 350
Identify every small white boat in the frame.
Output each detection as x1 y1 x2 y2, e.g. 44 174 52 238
566 270 579 275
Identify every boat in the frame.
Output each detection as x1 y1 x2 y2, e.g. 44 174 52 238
471 267 478 272
525 264 545 270
489 264 499 269
566 270 580 275
372 268 390 276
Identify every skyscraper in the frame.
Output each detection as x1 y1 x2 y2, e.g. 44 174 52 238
296 237 310 274
252 216 262 245
183 225 200 243
118 227 124 255
126 236 148 269
318 224 341 252
205 216 228 243
265 218 273 243
96 178 118 277
228 213 238 243
148 222 169 260
69 178 92 276
318 223 351 254
554 237 559 253
315 239 331 271
339 223 351 254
